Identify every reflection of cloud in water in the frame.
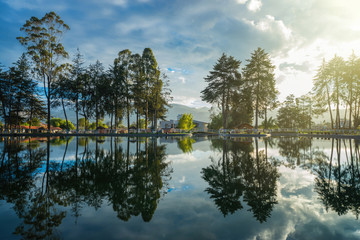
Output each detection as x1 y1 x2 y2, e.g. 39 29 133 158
167 185 194 193
279 166 315 194
248 164 360 240
179 176 185 183
167 150 212 164
167 154 197 164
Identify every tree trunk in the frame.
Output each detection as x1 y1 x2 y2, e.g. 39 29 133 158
61 98 69 131
76 96 79 133
127 97 130 131
46 75 51 133
222 93 226 130
326 85 334 129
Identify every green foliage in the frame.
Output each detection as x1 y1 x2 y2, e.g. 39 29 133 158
17 12 70 131
243 48 277 129
89 120 108 130
177 113 195 130
177 137 196 153
50 118 62 127
79 118 90 129
259 117 278 129
201 53 242 129
50 118 75 130
277 94 311 129
24 117 41 126
130 119 146 129
208 112 223 130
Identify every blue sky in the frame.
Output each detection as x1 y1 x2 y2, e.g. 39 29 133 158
1 0 360 108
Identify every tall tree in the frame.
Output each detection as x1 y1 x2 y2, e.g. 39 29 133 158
114 49 133 130
243 48 276 129
17 12 70 133
313 58 334 128
201 53 242 130
327 55 345 129
142 48 159 131
12 54 37 129
70 48 85 133
131 53 145 132
88 60 105 129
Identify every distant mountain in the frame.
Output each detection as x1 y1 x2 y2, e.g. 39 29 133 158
165 104 210 122
50 103 211 125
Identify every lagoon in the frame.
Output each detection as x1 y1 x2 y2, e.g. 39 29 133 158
0 136 359 240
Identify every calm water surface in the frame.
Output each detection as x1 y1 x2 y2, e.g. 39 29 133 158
0 136 360 240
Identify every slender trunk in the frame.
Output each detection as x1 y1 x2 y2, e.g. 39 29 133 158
349 85 353 129
111 110 113 131
76 96 79 133
127 97 130 131
222 93 226 130
146 101 148 132
326 85 334 128
264 108 268 129
344 105 348 129
45 74 51 133
61 98 69 131
95 101 98 130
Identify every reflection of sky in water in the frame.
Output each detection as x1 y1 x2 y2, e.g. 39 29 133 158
1 137 360 239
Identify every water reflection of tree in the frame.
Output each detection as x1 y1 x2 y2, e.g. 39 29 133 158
314 138 360 218
0 138 66 239
277 137 312 167
202 138 279 223
0 136 172 239
177 137 196 153
50 137 172 223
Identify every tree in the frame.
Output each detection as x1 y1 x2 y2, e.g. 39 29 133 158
17 12 70 133
52 72 72 131
79 118 90 129
70 48 85 132
177 113 195 131
25 95 46 129
12 54 38 129
113 49 132 130
87 60 106 129
142 48 159 130
208 112 223 130
201 53 242 130
313 58 334 128
242 48 277 129
130 53 144 132
277 94 311 129
327 55 345 129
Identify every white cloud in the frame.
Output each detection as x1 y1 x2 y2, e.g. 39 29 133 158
236 0 248 4
179 77 186 84
242 15 292 40
247 0 262 12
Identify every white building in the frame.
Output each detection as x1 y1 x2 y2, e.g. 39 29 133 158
159 114 208 132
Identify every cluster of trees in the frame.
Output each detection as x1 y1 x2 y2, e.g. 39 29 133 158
0 54 46 129
1 11 171 132
313 53 360 129
202 48 278 130
204 50 360 130
276 94 314 129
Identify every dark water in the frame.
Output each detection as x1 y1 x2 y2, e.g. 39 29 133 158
0 136 360 240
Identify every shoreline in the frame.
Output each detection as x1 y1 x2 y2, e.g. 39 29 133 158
1 132 360 139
